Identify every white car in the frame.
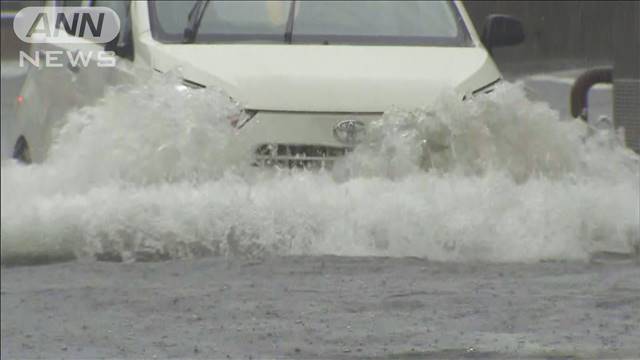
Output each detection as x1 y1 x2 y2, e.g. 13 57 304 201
11 0 524 166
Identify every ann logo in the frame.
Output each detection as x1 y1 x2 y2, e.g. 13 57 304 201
26 12 105 38
14 7 120 44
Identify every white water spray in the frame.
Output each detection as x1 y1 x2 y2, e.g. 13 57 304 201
1 74 638 264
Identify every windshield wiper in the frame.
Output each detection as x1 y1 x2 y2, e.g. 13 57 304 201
183 0 210 43
284 0 296 43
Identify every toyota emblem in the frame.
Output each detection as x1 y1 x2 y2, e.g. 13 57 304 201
333 119 366 145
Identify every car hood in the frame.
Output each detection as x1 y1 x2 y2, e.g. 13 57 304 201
151 44 500 112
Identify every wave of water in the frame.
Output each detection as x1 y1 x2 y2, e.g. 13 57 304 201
1 73 638 264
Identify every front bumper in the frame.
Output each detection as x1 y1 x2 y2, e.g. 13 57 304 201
229 111 382 168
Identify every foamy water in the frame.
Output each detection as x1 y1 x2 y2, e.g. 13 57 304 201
1 74 638 264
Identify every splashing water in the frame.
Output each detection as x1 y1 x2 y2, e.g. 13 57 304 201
1 74 638 264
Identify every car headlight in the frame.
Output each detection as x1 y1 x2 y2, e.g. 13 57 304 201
178 78 206 90
229 109 257 129
178 79 257 128
473 78 501 95
463 78 502 100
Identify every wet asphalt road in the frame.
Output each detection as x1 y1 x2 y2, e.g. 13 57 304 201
2 64 638 359
2 256 640 359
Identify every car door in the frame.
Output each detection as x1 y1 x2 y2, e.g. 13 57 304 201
84 0 136 96
13 0 97 162
52 0 135 108
14 0 134 162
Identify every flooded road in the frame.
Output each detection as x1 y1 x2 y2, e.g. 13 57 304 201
1 64 639 358
2 257 639 359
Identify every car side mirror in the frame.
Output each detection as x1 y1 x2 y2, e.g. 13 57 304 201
481 14 525 54
103 2 134 61
104 28 134 61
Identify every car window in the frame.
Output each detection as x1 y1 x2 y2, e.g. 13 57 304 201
148 0 471 46
55 0 89 34
55 0 131 45
92 0 130 32
93 0 133 60
151 0 195 35
152 0 291 42
293 1 458 39
59 0 85 6
198 1 290 36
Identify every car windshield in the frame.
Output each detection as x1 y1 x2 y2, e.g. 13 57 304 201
148 0 471 46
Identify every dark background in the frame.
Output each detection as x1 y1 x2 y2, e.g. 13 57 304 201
463 0 639 75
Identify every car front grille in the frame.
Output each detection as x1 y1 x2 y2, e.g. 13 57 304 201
254 143 350 169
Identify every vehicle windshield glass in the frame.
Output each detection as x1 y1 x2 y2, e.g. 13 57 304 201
148 0 471 46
